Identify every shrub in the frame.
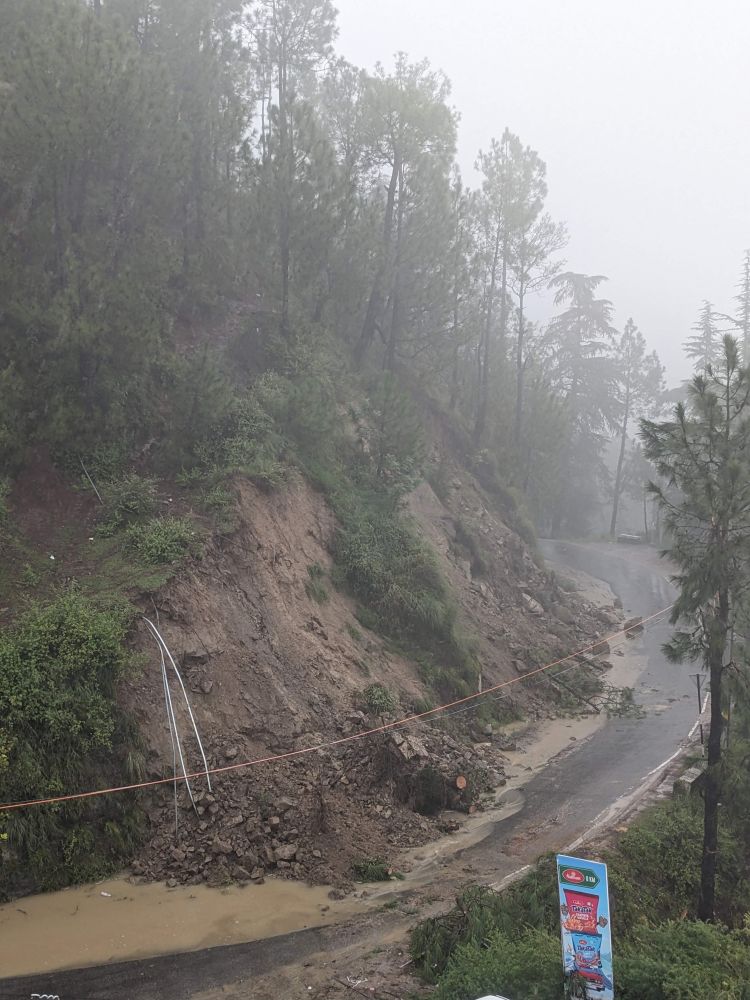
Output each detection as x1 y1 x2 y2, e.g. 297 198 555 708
345 621 363 643
0 594 143 892
351 856 400 881
617 921 750 999
304 563 329 604
433 928 563 1000
362 682 396 715
126 516 197 564
98 473 158 536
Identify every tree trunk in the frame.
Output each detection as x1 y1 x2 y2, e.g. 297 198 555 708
514 284 525 448
609 389 630 538
384 167 405 372
698 591 728 922
473 223 501 443
356 152 401 365
278 46 291 338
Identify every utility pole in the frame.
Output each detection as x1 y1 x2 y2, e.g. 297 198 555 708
690 673 704 747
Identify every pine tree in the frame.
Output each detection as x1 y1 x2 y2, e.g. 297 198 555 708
641 336 750 921
609 319 664 537
734 250 750 366
684 301 724 372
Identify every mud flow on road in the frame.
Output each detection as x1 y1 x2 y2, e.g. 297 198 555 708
0 542 698 1000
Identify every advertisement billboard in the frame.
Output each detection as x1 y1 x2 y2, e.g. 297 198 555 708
557 854 614 999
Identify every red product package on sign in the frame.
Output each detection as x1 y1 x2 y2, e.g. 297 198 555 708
562 889 599 933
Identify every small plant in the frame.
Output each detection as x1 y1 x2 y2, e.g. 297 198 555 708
362 682 396 716
98 473 158 536
345 621 363 643
201 483 233 512
351 856 401 882
126 516 197 564
304 563 329 604
20 563 41 588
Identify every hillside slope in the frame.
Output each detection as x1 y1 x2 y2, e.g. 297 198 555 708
124 461 617 887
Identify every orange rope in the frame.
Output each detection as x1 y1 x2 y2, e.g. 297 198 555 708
0 606 672 813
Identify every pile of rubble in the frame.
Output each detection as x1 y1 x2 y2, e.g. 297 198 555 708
132 717 512 888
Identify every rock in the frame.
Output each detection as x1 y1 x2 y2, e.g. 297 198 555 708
312 849 322 859
522 592 544 616
250 867 265 881
390 732 429 761
166 878 178 888
275 797 296 813
233 866 252 881
211 836 233 856
623 616 644 635
224 746 239 760
269 815 281 829
592 639 611 656
171 848 186 863
200 677 214 695
552 604 575 625
274 843 298 862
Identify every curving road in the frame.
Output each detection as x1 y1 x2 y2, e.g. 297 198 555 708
0 542 699 1000
462 540 695 879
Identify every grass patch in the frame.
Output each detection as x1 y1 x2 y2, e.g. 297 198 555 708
351 857 402 882
125 516 198 565
362 682 396 715
97 473 158 536
304 562 329 604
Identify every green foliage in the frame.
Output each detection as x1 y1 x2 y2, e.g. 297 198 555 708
433 928 563 1000
330 481 478 697
357 374 425 492
351 856 399 882
413 791 750 998
125 516 197 565
362 682 396 715
617 922 750 999
412 860 560 981
0 593 142 892
305 563 329 604
345 621 363 643
98 473 158 536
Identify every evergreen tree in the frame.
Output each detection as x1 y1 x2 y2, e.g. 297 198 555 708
609 319 664 537
734 250 750 366
641 336 750 921
473 130 546 443
684 301 725 372
545 272 618 534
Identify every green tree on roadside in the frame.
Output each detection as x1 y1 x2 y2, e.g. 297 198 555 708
641 335 750 921
609 319 664 538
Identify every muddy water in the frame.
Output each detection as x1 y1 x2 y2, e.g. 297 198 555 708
0 876 363 977
1 561 646 980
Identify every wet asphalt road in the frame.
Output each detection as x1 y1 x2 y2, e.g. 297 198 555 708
0 542 697 1000
464 540 695 876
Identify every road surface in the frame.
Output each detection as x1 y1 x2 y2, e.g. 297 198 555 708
0 542 697 1000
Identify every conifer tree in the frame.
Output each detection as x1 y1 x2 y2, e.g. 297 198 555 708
641 336 750 921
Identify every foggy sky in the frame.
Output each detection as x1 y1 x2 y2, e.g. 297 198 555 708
334 0 750 386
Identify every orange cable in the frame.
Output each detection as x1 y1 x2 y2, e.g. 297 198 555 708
0 605 673 813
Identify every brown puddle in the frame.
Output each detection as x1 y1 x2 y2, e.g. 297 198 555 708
0 876 362 977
